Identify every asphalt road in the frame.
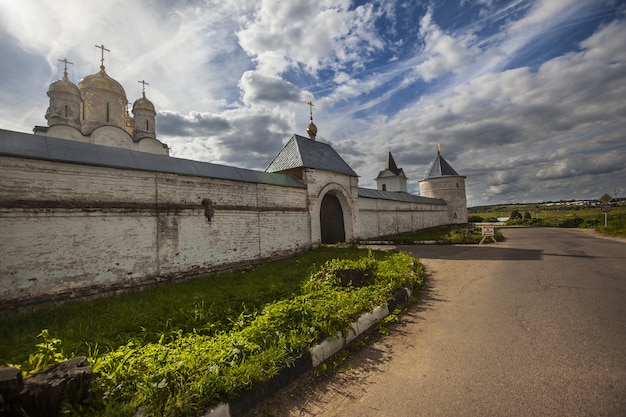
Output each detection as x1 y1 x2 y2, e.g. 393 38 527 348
245 228 626 417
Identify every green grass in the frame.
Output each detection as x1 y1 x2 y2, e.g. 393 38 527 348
0 247 423 416
0 247 384 366
376 225 504 244
469 203 626 238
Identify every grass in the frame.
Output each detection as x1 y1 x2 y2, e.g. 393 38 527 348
375 225 504 244
0 246 423 416
0 247 386 366
469 203 626 238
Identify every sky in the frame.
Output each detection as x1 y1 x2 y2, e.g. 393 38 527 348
0 0 624 207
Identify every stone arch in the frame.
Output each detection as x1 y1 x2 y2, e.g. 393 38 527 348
313 183 354 244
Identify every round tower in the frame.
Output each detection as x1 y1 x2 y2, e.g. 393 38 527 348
132 84 156 141
419 146 467 224
45 60 82 130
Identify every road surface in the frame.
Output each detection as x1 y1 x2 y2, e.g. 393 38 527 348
244 228 626 417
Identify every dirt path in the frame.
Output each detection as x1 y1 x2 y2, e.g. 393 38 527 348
243 228 626 416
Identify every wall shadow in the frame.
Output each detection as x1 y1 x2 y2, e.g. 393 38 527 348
399 245 543 261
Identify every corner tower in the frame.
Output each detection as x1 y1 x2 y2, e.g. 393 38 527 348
419 145 467 224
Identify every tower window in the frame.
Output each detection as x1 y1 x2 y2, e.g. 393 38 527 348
64 105 68 118
146 120 149 130
382 184 387 191
106 103 110 122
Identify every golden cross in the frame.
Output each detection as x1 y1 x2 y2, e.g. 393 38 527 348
307 101 314 122
138 80 150 95
95 44 110 67
58 58 73 77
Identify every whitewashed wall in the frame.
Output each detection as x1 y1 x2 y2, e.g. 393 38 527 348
356 198 449 239
0 156 310 309
0 155 458 310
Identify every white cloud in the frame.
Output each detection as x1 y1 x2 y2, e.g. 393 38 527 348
414 10 479 82
237 0 383 75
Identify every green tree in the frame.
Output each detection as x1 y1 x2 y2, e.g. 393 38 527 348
510 210 522 220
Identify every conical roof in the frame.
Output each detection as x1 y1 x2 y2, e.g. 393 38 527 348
425 151 460 178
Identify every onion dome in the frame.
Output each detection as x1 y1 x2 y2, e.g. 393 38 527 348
132 91 155 113
78 65 127 98
306 121 318 139
48 71 80 96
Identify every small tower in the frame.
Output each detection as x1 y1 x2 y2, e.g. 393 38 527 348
132 80 157 141
45 58 82 130
375 151 408 192
419 145 467 224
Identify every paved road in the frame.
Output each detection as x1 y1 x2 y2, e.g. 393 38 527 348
245 228 626 417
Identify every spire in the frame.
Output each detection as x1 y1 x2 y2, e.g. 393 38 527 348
386 151 401 175
306 100 317 140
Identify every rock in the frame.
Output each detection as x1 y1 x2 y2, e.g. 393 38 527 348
14 357 92 417
0 367 23 403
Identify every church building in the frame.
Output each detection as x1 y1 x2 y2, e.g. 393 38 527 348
0 46 467 311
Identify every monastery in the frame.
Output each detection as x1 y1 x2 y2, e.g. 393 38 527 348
0 48 467 311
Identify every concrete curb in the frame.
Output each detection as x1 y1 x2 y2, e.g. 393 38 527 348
201 287 413 417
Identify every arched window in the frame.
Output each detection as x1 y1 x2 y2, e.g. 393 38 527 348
64 105 68 118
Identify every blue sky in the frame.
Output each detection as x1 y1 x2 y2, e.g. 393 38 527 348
0 0 624 206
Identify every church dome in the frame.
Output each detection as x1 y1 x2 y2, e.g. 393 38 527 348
78 65 126 98
48 73 80 96
132 92 155 113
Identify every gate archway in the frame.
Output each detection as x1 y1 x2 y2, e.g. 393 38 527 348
320 193 345 244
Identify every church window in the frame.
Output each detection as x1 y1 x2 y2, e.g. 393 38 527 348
146 120 149 130
382 184 387 191
64 105 68 118
106 103 110 122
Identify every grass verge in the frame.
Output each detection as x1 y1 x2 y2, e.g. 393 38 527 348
0 247 423 416
375 225 504 244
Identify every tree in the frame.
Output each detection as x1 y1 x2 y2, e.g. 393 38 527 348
523 211 532 220
510 210 523 220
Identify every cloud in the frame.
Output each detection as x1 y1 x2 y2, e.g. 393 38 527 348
239 71 307 105
161 106 295 169
237 0 384 75
414 10 480 82
157 111 232 137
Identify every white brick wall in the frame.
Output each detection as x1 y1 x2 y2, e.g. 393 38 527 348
0 155 459 309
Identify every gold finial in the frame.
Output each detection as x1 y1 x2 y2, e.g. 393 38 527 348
306 101 317 139
437 143 441 155
138 80 150 97
58 58 73 78
95 44 110 69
